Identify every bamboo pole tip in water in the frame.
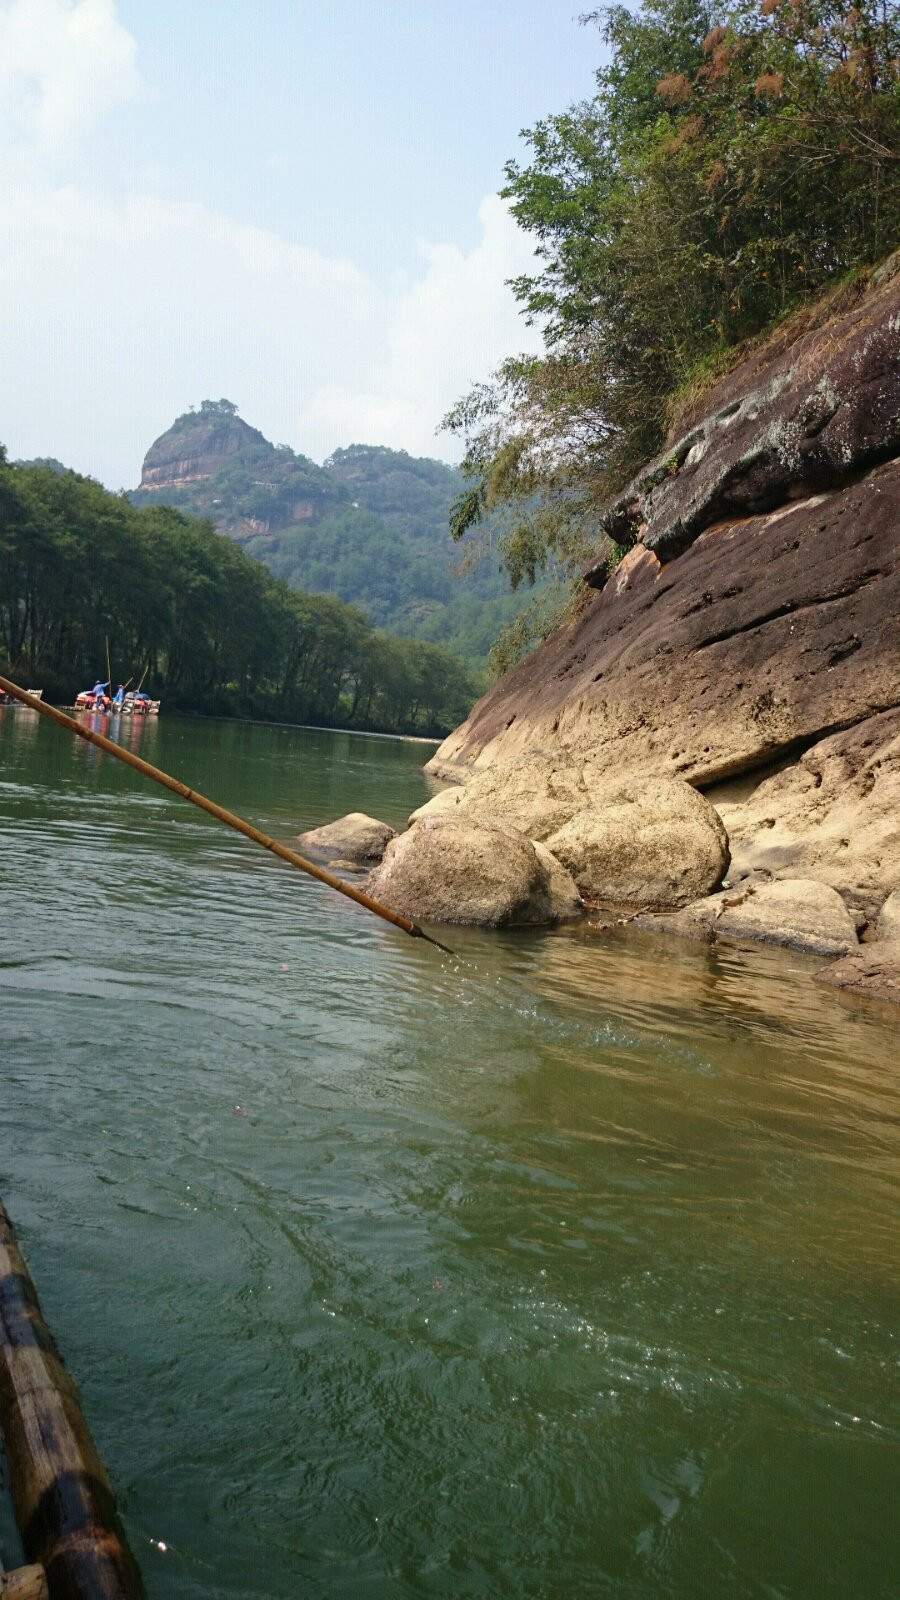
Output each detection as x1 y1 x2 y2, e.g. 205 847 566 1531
0 1566 49 1600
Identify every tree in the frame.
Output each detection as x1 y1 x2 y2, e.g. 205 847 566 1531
200 398 239 416
446 0 900 623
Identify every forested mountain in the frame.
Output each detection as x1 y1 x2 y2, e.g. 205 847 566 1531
130 403 530 664
0 450 477 736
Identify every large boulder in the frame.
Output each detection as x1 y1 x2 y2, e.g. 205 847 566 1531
364 816 582 927
646 877 856 955
814 940 900 1006
546 777 729 909
710 877 857 955
410 752 589 842
296 812 396 864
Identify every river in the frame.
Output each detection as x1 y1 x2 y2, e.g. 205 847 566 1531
1 710 897 1599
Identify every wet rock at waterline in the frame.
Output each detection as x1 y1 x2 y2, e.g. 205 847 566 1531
814 938 900 1006
546 778 729 909
637 877 858 958
705 877 858 955
364 816 582 927
297 812 396 864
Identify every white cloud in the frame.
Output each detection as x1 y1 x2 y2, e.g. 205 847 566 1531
0 182 540 484
0 0 140 155
0 1 541 484
295 195 540 457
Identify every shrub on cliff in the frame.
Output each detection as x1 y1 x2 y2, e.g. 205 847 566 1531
446 0 899 620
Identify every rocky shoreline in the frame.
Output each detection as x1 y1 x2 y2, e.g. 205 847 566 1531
298 258 900 1006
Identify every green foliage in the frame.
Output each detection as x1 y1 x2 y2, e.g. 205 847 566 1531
445 0 900 617
0 456 479 737
199 398 238 416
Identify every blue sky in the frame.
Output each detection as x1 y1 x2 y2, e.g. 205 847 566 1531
1 1 603 485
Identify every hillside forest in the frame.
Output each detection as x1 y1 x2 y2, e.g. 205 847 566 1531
130 418 534 667
0 450 478 736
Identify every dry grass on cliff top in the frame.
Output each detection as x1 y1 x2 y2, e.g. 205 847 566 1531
666 249 900 444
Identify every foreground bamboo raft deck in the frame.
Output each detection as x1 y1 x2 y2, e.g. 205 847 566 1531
0 1200 146 1600
0 1560 48 1599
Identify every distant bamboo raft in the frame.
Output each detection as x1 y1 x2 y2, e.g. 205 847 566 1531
0 1200 147 1600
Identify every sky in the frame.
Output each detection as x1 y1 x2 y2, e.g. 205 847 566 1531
0 0 603 488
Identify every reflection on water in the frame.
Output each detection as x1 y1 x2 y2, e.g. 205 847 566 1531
1 714 898 1599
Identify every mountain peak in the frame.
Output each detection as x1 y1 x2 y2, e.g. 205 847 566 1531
140 401 271 492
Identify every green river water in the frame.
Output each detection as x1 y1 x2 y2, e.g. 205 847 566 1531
0 709 897 1599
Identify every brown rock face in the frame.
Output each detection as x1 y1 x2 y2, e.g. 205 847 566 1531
140 413 271 491
426 263 900 927
430 459 899 789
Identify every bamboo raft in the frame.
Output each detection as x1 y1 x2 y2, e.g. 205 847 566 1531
0 1201 146 1600
0 1562 48 1600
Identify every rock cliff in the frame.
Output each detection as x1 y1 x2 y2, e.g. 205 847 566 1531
135 404 346 535
140 409 272 491
426 256 900 942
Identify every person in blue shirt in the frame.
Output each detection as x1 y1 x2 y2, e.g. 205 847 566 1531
112 684 126 708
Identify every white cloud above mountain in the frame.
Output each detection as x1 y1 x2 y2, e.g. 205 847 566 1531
0 0 541 484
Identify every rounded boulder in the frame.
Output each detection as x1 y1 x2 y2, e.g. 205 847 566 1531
365 816 582 927
297 812 396 864
546 777 729 908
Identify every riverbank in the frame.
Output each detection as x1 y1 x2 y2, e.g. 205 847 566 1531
369 259 899 998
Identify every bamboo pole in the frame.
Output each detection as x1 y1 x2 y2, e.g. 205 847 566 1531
0 675 452 954
0 1200 147 1600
